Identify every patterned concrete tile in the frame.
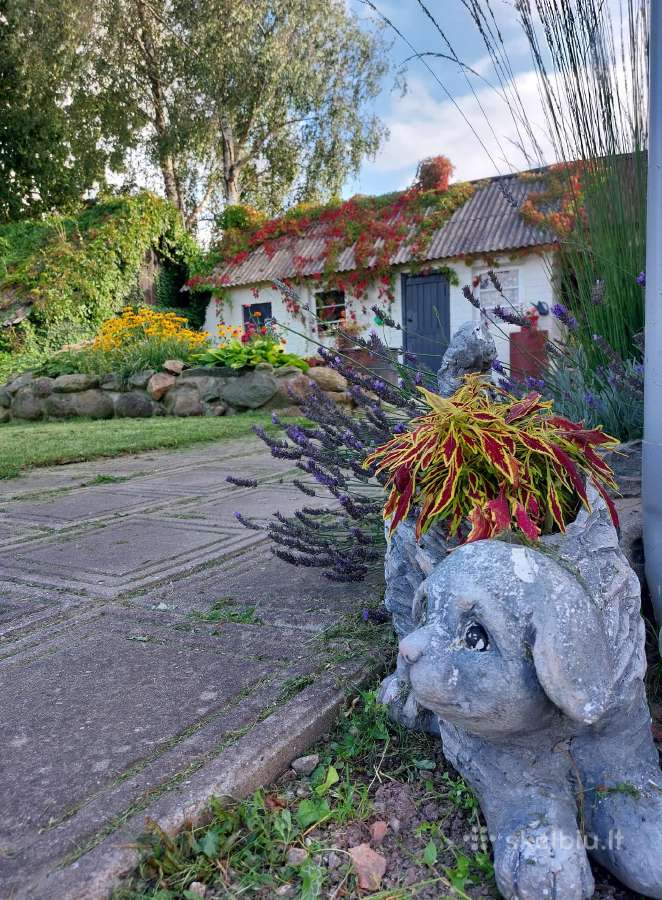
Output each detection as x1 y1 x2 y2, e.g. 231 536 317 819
0 486 178 529
0 517 265 598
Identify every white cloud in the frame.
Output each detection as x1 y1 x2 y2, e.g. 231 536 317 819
365 71 558 187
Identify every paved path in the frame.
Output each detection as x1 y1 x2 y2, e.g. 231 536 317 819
0 438 383 899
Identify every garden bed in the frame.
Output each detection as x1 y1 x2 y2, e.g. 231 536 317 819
113 679 657 899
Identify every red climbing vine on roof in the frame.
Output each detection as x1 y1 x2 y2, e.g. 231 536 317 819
187 156 473 310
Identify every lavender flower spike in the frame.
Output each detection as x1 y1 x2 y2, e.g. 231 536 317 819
234 512 261 530
636 271 646 287
462 285 481 309
226 476 258 488
551 303 578 331
492 306 529 327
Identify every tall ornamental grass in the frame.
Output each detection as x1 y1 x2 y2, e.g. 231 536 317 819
463 0 648 363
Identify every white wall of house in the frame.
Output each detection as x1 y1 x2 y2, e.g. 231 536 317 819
203 249 560 371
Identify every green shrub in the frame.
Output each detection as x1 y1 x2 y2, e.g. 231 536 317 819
193 320 308 372
0 192 202 375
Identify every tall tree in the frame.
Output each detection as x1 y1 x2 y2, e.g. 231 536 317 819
90 0 391 228
0 0 132 221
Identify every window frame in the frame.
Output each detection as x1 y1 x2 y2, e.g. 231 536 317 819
314 289 346 333
473 267 520 311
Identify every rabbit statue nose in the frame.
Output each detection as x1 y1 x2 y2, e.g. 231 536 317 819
399 630 428 665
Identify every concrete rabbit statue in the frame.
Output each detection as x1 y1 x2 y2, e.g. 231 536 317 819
379 487 662 899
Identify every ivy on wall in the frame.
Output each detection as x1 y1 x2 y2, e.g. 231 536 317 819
0 192 201 376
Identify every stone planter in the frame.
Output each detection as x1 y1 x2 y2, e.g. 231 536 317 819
381 493 662 899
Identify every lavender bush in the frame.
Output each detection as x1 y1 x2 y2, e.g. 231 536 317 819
228 285 436 583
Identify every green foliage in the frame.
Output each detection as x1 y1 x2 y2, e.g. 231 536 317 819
469 0 647 362
33 336 206 382
192 343 308 372
215 204 266 232
187 599 262 625
0 193 201 379
59 0 394 226
537 345 644 442
0 0 134 222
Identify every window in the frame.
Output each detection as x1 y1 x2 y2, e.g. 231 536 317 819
315 290 346 333
473 268 519 309
242 302 272 326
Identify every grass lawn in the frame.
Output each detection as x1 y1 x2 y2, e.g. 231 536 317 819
0 413 282 479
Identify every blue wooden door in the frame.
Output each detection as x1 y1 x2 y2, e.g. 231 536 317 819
402 273 450 373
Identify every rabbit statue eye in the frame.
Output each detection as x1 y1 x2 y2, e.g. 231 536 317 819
464 622 490 651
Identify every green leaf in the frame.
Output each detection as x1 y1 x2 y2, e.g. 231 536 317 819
314 765 339 797
422 839 438 868
296 798 331 829
273 808 293 843
299 859 325 899
414 758 436 771
199 828 220 858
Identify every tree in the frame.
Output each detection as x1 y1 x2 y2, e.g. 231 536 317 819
90 0 391 228
0 1 133 221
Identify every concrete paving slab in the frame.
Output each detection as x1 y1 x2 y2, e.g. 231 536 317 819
0 517 264 598
0 520 47 546
0 436 385 899
0 485 177 529
181 483 333 529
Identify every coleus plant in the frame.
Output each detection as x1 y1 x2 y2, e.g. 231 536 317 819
365 374 619 543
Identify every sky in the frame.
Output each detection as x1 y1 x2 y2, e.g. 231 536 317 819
343 0 557 197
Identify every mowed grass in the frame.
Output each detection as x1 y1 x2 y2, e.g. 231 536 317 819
0 413 282 479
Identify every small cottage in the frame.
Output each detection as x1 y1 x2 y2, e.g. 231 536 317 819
203 168 562 374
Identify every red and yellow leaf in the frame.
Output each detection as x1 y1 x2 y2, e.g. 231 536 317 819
505 392 542 423
514 501 541 541
487 490 510 532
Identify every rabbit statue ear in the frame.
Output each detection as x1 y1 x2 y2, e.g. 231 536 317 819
531 574 614 724
384 519 448 638
533 483 646 722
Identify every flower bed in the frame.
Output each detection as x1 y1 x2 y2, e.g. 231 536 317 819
192 318 308 372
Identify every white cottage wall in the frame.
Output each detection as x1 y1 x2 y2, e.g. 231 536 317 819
449 250 560 369
203 249 559 370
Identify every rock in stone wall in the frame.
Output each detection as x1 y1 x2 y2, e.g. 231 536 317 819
0 363 346 422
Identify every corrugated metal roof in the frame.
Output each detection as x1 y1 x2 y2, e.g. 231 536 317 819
215 171 553 288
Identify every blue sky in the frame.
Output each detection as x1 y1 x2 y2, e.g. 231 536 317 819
344 0 555 197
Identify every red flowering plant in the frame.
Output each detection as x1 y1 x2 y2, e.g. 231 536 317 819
519 162 586 239
364 374 618 544
186 157 473 310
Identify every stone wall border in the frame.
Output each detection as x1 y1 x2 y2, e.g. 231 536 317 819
0 362 352 423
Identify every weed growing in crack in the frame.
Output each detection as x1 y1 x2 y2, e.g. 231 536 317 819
112 689 498 900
